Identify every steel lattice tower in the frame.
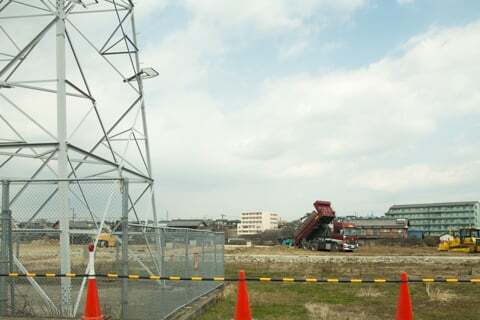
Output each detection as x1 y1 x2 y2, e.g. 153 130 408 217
0 0 158 315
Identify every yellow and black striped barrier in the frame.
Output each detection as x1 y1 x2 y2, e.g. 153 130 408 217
2 273 480 284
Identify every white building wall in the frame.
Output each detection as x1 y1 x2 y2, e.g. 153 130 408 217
237 212 279 235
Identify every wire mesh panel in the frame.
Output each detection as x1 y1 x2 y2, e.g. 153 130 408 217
2 179 127 318
126 227 224 320
0 179 225 319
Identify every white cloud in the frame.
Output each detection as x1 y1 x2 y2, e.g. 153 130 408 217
139 0 368 91
141 19 480 217
180 0 367 32
279 40 309 60
134 0 170 17
349 163 478 193
398 0 415 5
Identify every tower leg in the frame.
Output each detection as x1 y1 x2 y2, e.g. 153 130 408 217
56 0 71 315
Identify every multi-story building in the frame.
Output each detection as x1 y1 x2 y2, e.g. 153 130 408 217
385 201 480 236
210 219 241 241
237 212 279 235
341 217 408 240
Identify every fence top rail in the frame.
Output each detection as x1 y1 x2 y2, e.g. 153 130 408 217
128 223 225 235
1 178 150 184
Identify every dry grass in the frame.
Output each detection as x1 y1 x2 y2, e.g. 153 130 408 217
304 303 331 320
304 303 371 320
249 289 298 305
425 284 457 302
223 283 236 299
356 286 382 298
201 260 480 320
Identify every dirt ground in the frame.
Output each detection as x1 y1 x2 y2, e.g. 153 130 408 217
15 240 206 274
224 244 463 256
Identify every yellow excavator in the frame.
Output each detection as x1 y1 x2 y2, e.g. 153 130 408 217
438 228 480 253
97 232 117 248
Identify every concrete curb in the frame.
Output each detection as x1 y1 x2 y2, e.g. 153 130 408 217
166 285 224 320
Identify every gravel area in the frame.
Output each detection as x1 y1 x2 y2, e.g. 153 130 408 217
225 254 480 264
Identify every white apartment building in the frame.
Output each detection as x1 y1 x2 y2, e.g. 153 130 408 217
237 212 279 235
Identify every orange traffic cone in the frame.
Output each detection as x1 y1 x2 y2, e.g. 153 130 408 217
396 272 413 320
82 244 104 320
234 270 252 320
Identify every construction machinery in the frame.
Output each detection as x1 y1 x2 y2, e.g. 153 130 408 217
438 227 480 253
97 233 117 248
332 220 359 247
52 220 118 247
294 201 357 252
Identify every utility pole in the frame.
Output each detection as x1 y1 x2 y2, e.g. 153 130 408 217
56 0 71 315
220 214 226 234
220 213 226 223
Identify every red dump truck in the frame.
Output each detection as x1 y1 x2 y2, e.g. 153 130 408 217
294 201 358 252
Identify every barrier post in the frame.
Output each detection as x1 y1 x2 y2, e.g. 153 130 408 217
235 270 252 320
396 272 413 320
82 244 104 320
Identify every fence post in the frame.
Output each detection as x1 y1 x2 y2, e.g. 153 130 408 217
115 240 120 270
184 229 189 277
1 180 12 315
8 198 13 314
14 233 19 310
220 233 224 275
201 235 205 277
121 179 129 320
213 234 217 276
15 237 19 263
160 228 165 277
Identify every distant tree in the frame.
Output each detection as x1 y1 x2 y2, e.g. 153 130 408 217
278 220 301 239
253 220 303 244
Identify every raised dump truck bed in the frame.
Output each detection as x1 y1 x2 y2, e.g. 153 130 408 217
294 201 357 251
294 201 335 248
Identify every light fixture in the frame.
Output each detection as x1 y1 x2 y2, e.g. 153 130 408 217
124 67 159 82
0 81 12 89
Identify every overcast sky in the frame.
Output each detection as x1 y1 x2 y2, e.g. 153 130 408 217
128 0 480 221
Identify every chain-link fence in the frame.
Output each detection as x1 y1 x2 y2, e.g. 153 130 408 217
0 178 224 319
124 226 224 319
